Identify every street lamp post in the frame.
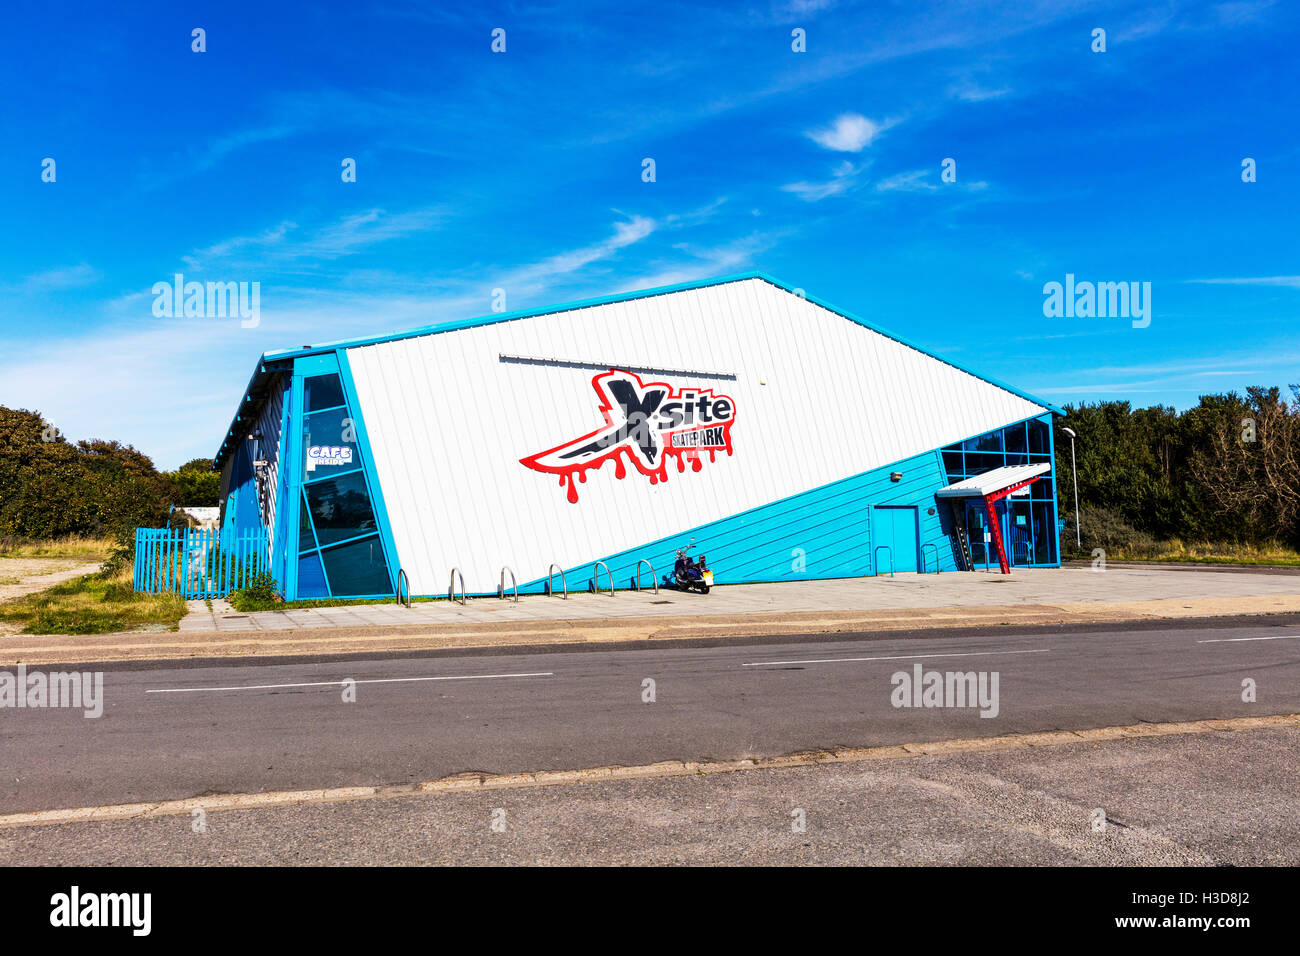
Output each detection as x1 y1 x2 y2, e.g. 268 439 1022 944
1062 426 1080 551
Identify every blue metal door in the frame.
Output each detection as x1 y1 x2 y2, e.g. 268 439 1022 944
873 505 919 573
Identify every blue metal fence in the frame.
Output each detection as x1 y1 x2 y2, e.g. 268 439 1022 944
133 528 269 598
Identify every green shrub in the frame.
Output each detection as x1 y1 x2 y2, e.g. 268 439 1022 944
1071 505 1156 555
227 571 282 611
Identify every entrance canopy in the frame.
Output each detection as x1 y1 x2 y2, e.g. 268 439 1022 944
935 462 1051 498
935 463 1051 575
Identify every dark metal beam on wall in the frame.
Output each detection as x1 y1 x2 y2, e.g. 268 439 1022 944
498 353 737 381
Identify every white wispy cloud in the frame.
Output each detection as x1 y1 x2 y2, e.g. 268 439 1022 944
6 263 101 293
499 215 656 290
1215 0 1275 26
873 169 989 194
1187 275 1300 288
782 161 862 201
179 208 447 272
181 222 298 271
874 169 938 193
951 81 1012 102
805 113 887 152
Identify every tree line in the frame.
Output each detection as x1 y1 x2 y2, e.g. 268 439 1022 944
1054 386 1300 553
0 406 219 544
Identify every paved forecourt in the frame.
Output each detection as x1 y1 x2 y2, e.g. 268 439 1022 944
178 566 1300 632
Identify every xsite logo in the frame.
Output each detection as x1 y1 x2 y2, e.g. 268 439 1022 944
521 369 736 502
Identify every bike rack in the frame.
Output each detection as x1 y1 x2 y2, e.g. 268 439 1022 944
498 566 518 602
635 559 658 594
920 543 941 575
592 561 614 596
546 563 567 599
396 568 411 607
873 546 894 578
447 567 466 605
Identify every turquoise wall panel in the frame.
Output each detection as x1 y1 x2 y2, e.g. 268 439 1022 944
517 447 959 595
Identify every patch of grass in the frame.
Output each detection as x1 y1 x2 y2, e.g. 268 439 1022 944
0 535 115 562
1065 539 1300 566
0 567 186 634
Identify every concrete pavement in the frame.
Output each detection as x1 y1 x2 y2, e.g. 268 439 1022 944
180 566 1300 631
6 565 1300 666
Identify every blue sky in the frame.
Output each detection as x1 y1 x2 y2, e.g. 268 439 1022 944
1 0 1296 469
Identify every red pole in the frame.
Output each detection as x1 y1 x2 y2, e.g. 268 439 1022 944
984 494 1011 574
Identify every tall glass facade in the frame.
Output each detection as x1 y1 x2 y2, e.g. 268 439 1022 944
940 417 1058 567
295 372 393 597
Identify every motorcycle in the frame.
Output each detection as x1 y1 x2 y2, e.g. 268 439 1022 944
673 542 713 594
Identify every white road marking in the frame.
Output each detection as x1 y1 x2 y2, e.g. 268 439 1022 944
146 672 555 693
743 649 1051 667
1197 634 1300 643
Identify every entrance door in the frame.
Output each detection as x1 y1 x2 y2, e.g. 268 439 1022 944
873 505 919 573
964 500 991 569
963 498 1035 570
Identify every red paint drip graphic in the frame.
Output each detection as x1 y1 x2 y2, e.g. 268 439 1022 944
520 369 737 503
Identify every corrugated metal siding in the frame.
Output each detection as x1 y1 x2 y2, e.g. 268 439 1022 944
253 377 284 537
347 277 1046 595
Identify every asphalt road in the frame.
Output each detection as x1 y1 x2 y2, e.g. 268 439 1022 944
2 618 1298 815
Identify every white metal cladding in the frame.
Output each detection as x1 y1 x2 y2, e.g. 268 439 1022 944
253 378 284 536
347 277 1049 595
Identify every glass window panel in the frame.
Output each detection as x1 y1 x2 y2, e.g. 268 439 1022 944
297 552 329 599
302 407 360 481
1010 500 1033 566
1028 419 1050 455
967 505 988 566
964 452 1002 473
320 535 392 596
967 431 1003 454
1005 423 1028 456
304 471 378 546
298 492 316 553
1032 502 1057 564
304 374 347 412
941 450 965 480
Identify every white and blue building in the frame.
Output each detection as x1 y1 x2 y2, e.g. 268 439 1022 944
215 273 1063 600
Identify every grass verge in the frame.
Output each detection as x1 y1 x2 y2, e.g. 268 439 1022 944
0 567 186 634
1066 540 1300 566
0 535 115 562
